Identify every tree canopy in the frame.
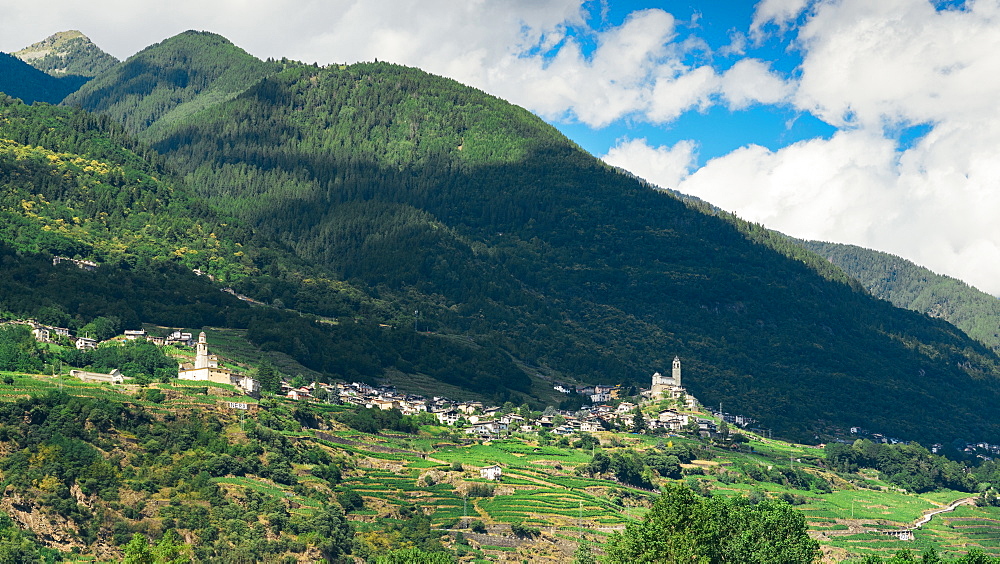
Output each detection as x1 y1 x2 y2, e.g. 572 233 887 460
604 483 819 564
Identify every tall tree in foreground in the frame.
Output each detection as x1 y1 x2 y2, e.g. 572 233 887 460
603 483 819 563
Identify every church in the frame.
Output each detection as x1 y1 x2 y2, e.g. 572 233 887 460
646 357 696 408
178 332 260 397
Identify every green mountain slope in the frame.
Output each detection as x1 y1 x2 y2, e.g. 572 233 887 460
63 30 282 143
0 52 85 104
0 98 532 398
800 240 1000 353
58 31 1000 445
13 30 118 78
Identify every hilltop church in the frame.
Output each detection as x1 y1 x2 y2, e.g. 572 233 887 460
646 357 697 408
178 332 260 397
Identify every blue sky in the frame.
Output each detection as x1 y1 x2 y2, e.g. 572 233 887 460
2 0 999 295
545 0 834 164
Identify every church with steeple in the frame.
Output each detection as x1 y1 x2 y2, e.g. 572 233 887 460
646 357 696 408
178 332 260 397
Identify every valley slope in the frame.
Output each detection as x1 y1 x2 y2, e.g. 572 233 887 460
1 30 997 446
801 240 1000 353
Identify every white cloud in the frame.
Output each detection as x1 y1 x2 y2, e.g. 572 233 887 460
677 131 899 240
647 66 718 123
674 119 1000 295
794 0 1000 128
601 138 698 189
719 58 793 109
486 8 682 127
750 0 812 40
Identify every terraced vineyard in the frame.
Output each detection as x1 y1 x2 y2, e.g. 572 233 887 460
0 371 257 415
2 370 1000 561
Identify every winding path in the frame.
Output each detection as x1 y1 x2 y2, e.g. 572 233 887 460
910 496 977 529
867 495 978 539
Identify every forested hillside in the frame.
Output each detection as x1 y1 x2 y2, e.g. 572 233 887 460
0 52 85 104
50 30 1000 446
0 98 531 399
63 31 283 143
801 240 1000 353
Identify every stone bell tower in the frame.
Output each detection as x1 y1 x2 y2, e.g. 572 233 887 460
672 356 681 388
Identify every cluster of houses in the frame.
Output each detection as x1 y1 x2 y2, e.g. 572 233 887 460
10 321 741 439
280 357 724 438
12 319 101 351
836 426 1000 459
13 321 199 352
11 321 261 397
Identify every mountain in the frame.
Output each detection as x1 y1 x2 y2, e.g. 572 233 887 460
23 30 1000 445
800 240 1000 353
63 30 282 142
0 52 85 104
12 30 118 78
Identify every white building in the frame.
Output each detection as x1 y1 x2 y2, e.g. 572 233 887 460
71 368 124 384
178 332 259 396
480 465 503 481
123 329 147 340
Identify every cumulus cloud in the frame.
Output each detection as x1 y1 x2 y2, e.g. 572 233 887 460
677 131 900 241
719 58 794 109
602 138 698 189
794 0 1000 129
676 123 1000 295
775 0 1000 294
750 0 812 40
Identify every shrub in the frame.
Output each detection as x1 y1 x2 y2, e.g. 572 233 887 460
466 483 495 497
510 522 540 537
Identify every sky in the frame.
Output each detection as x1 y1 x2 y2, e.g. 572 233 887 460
3 0 999 295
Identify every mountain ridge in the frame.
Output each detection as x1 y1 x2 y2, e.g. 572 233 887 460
63 30 283 142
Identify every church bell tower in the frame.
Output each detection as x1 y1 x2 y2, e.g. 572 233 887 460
195 331 209 369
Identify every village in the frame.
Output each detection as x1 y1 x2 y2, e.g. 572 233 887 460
8 317 752 440
313 355 727 441
19 315 998 461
